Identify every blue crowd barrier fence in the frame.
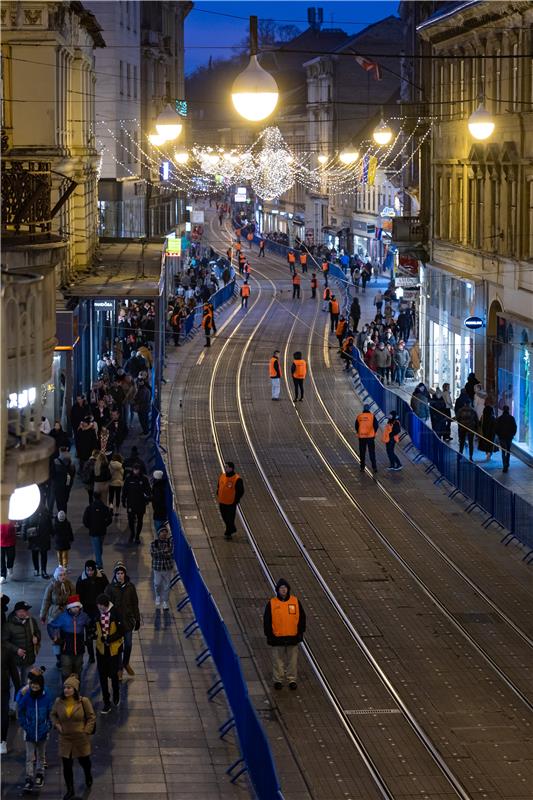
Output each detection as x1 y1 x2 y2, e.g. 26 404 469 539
150 415 284 799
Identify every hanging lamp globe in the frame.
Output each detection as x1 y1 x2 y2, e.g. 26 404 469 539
148 133 165 146
155 104 183 142
373 119 393 146
339 149 359 164
8 483 41 520
174 151 189 164
468 103 495 140
231 55 279 122
317 154 328 164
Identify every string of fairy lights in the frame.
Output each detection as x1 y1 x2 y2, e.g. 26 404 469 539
96 117 433 202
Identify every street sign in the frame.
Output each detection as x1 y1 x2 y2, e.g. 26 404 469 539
464 315 485 330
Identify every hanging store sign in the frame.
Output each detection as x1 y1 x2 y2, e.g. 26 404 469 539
94 301 114 309
464 316 485 330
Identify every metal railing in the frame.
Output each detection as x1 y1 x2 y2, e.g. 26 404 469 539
1 159 52 237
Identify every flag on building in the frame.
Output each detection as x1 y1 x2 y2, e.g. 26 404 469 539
353 54 382 81
367 156 378 186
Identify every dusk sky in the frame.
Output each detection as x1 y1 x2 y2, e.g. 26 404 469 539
185 1 400 73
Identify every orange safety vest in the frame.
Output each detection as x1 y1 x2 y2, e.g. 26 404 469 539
241 284 250 297
247 232 253 241
336 319 347 337
322 261 329 272
342 337 354 353
323 288 331 301
292 273 301 285
356 411 376 438
300 253 307 264
288 252 296 263
259 239 265 249
382 423 400 443
217 472 241 505
292 359 307 379
310 276 318 288
235 242 242 251
270 596 300 637
201 312 212 330
330 300 339 315
235 229 241 238
269 357 281 378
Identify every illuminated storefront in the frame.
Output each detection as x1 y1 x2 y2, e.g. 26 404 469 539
495 316 533 457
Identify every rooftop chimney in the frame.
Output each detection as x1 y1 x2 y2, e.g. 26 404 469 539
307 7 323 32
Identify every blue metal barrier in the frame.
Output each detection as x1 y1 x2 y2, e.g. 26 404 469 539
150 415 283 800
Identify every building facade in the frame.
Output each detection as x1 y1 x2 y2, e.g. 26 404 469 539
418 0 533 457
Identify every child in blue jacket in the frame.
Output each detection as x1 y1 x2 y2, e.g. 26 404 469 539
16 672 53 791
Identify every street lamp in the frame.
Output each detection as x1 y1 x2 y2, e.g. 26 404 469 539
373 119 393 146
468 102 495 140
174 151 189 164
317 154 328 164
8 483 41 520
148 133 166 146
339 149 359 165
155 104 183 142
231 16 279 122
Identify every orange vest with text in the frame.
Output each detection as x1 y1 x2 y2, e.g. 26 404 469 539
356 411 376 438
330 300 339 315
270 596 300 637
292 359 307 379
336 319 347 337
217 473 241 505
292 273 301 285
300 253 307 264
288 252 296 263
382 423 400 443
322 261 329 272
241 284 250 297
269 357 281 378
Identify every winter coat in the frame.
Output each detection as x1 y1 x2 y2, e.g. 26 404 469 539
151 479 167 519
478 411 497 453
2 613 42 666
454 391 470 415
109 459 124 487
394 348 410 368
51 696 95 758
52 518 74 551
409 343 421 371
75 427 99 462
81 457 96 489
429 396 448 436
48 609 92 656
374 347 391 369
40 578 76 623
76 569 109 619
24 507 53 552
105 579 140 632
51 456 75 494
494 411 517 441
0 521 16 547
82 498 113 538
456 405 479 435
411 389 430 420
16 689 53 742
122 473 151 513
48 428 71 456
133 384 151 412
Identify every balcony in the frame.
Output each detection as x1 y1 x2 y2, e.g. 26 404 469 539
1 159 53 241
392 216 428 244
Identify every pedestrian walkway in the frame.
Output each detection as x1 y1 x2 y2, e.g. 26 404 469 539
1 423 248 799
335 271 533 504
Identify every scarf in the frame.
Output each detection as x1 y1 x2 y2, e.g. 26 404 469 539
100 608 111 637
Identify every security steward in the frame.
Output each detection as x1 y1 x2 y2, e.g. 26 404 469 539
321 259 330 286
269 350 282 400
322 285 331 312
329 294 340 333
287 250 296 273
355 404 378 472
341 335 354 371
291 351 307 403
299 251 308 273
335 316 348 348
292 271 301 299
238 251 246 275
201 306 213 347
240 282 251 309
203 301 216 333
263 578 306 690
310 272 318 299
383 410 402 470
258 238 265 257
217 461 244 539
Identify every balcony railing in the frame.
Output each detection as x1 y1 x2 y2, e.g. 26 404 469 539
1 159 52 239
392 216 428 244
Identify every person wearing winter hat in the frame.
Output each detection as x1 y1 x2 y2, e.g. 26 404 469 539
355 404 379 472
150 525 174 610
76 560 108 664
1 594 21 754
53 511 74 568
51 674 95 799
40 566 75 669
3 601 42 686
47 596 91 680
16 671 53 791
104 562 140 677
94 595 125 713
151 470 167 531
263 578 306 691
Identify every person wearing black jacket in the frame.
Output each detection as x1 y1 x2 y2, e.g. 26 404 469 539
76 561 109 664
151 470 167 530
70 396 90 434
52 511 74 568
123 446 147 478
494 405 517 473
48 421 71 458
74 418 99 473
24 503 53 579
94 595 125 713
263 578 306 690
122 465 151 543
50 449 76 514
82 494 113 569
456 400 479 461
104 562 140 677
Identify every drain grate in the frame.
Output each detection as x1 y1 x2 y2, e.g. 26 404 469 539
344 708 401 715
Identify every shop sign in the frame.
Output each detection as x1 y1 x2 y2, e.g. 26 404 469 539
191 210 204 224
397 254 419 278
380 206 396 218
366 223 375 234
464 316 485 330
94 301 114 309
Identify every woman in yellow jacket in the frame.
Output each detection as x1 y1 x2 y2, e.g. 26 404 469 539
51 673 95 799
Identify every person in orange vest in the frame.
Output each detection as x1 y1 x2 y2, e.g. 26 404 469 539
235 240 242 255
291 351 307 403
263 577 306 690
382 410 402 470
258 238 265 257
226 246 233 263
287 250 296 274
328 294 340 332
269 350 281 400
235 228 241 240
335 316 348 349
240 282 251 309
217 461 244 540
355 404 378 472
238 252 246 275
292 271 301 299
204 300 216 333
299 251 308 273
310 272 318 299
247 231 253 248
321 259 329 287
322 285 331 312
201 307 213 347
341 335 354 371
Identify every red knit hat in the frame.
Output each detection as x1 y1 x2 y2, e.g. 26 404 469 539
66 595 82 609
